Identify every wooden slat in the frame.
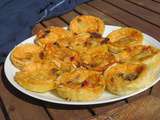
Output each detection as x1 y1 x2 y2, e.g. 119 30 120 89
75 4 125 26
32 23 45 35
88 0 160 40
47 108 92 120
127 0 160 14
0 66 51 120
92 101 126 115
151 81 160 98
87 96 160 120
43 18 67 27
104 0 160 27
60 11 79 24
127 89 150 102
42 17 92 120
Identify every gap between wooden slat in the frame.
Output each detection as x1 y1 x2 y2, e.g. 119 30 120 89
152 0 160 4
0 96 10 120
60 11 80 24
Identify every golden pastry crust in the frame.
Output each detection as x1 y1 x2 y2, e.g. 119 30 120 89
56 69 105 101
107 27 143 43
104 62 148 95
69 15 104 34
129 45 159 62
112 45 160 62
79 45 116 72
36 26 73 47
70 32 105 52
11 44 42 69
15 63 59 92
41 43 81 70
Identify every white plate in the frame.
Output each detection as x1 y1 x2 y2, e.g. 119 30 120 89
4 25 160 105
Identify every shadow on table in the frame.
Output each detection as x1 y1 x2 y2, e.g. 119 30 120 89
0 66 123 110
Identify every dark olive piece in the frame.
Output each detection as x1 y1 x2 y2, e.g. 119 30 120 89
51 68 58 74
100 38 109 44
39 52 44 59
53 42 60 47
77 18 81 22
90 32 102 38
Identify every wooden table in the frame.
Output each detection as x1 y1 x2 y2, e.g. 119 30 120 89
1 0 160 120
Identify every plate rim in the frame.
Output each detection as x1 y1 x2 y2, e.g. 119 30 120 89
4 25 160 105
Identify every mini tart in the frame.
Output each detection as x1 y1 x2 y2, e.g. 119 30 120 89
107 27 143 43
78 45 115 72
104 62 149 95
129 45 160 62
11 44 42 69
70 32 105 51
113 45 160 62
69 15 105 34
15 63 59 92
56 69 105 101
42 43 81 68
36 26 73 47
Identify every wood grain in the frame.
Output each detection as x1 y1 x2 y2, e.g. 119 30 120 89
92 101 126 115
151 81 160 98
0 66 51 120
88 0 160 40
43 18 67 27
32 23 45 35
127 89 150 102
47 108 92 120
75 4 125 26
87 96 160 120
60 11 79 24
103 0 160 27
152 0 160 4
127 0 160 14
